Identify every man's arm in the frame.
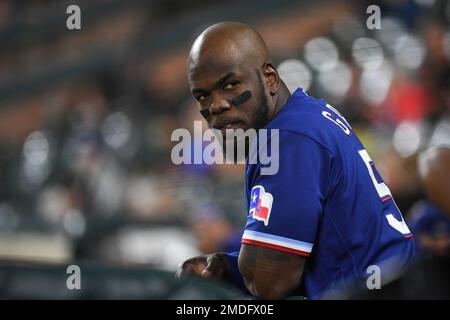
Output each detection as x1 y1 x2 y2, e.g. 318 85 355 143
238 243 306 299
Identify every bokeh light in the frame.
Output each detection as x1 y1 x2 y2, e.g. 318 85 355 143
352 37 384 71
317 61 352 104
394 34 426 71
393 121 423 158
304 37 339 72
360 62 394 105
278 59 312 92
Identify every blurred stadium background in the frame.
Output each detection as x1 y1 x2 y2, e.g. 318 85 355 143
0 0 449 298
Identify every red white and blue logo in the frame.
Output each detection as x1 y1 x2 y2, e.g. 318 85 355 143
249 185 273 226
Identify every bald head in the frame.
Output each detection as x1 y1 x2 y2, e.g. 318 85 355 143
188 22 270 73
418 146 450 215
186 21 290 146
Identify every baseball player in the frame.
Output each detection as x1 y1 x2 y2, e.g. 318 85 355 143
177 22 416 300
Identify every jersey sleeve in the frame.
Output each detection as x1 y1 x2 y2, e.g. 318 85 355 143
242 130 334 257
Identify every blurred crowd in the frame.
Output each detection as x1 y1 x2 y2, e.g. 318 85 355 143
0 0 449 276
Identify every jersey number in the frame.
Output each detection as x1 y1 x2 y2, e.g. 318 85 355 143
358 149 411 235
322 104 411 235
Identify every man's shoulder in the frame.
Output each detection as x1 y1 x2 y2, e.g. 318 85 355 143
268 89 324 129
267 89 353 153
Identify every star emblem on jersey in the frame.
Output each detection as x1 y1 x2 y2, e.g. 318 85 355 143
249 185 273 226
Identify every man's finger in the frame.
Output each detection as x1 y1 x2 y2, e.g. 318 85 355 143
202 254 227 279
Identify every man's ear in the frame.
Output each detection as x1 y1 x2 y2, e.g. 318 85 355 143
263 62 280 96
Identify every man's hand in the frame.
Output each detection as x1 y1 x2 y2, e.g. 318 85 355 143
176 253 231 282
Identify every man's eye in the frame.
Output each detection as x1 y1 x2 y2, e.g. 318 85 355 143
197 95 208 102
223 81 239 90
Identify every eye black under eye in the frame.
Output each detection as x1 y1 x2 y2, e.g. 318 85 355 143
200 108 210 118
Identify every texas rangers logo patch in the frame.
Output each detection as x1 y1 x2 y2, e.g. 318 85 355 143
249 185 273 226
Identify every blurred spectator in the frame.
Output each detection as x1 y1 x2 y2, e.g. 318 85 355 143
408 200 450 257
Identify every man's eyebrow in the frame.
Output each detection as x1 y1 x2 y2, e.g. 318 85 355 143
191 72 237 95
191 88 206 95
217 72 236 85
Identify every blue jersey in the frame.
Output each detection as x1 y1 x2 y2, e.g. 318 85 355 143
408 200 450 237
241 88 416 299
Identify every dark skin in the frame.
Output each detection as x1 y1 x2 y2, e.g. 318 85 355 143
177 22 305 300
418 146 450 216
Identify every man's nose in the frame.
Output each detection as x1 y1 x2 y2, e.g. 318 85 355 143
210 91 231 115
